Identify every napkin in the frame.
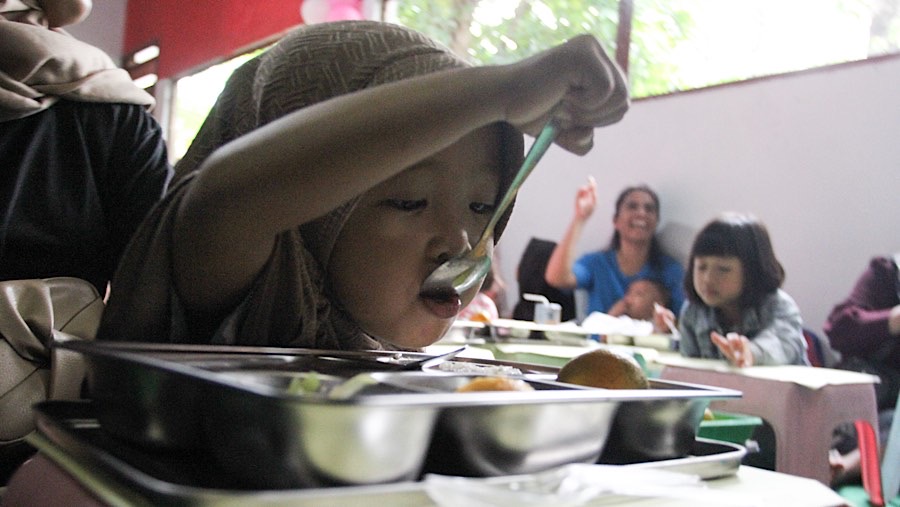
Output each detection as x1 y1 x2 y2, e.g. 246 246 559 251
581 312 654 337
424 464 761 507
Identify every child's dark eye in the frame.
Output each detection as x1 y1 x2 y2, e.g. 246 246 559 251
385 199 427 211
470 202 495 214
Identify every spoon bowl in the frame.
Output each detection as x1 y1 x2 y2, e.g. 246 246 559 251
421 122 559 299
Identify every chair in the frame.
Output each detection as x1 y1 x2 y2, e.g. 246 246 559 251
658 359 881 485
802 327 840 368
511 238 576 323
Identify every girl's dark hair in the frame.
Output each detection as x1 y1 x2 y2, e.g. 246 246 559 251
608 185 664 269
684 212 785 308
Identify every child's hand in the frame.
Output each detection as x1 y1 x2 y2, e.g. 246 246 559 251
608 298 626 317
710 331 754 367
502 34 629 155
652 302 676 335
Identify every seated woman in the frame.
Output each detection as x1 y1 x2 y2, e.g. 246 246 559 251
544 179 685 317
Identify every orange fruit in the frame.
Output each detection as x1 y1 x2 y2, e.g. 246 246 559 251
557 349 649 389
456 376 534 392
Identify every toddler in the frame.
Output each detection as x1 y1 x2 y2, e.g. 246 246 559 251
609 278 669 321
98 20 629 351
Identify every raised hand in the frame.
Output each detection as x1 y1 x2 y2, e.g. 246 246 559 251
574 176 598 221
711 331 754 367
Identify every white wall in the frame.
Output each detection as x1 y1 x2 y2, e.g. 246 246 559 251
65 1 127 63
498 55 900 337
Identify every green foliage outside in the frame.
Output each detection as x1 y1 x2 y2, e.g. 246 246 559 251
391 0 900 99
391 0 695 98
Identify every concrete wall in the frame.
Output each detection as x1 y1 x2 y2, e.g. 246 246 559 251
498 55 900 337
65 1 127 63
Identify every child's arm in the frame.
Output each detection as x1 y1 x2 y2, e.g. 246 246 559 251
676 305 703 358
173 35 629 314
719 292 807 366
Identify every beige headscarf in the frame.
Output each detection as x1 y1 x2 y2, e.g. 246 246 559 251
175 19 524 270
0 0 154 122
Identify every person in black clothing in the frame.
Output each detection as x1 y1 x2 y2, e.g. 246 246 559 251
0 0 172 295
0 0 171 481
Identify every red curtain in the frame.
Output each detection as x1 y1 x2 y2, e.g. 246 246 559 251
124 0 304 79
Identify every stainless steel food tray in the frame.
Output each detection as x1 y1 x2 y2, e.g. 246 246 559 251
59 341 741 489
30 401 746 507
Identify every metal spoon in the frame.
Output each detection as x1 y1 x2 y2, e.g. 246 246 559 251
315 346 468 371
327 346 468 399
398 345 468 370
420 121 559 299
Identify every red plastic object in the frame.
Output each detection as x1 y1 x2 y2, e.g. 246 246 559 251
855 419 884 507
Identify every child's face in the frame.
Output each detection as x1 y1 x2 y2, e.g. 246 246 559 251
623 280 665 320
613 190 658 243
692 255 744 309
328 126 503 349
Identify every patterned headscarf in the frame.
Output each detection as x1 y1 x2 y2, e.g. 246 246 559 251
174 20 524 270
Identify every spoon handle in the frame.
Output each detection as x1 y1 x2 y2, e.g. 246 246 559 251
475 121 559 249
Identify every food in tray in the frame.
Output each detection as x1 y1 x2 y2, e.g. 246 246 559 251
455 376 535 392
468 309 493 323
556 349 649 389
285 372 323 394
435 361 523 376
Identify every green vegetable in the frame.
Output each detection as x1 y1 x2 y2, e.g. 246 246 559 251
286 372 321 395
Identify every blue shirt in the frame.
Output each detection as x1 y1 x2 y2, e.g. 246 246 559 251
572 249 685 315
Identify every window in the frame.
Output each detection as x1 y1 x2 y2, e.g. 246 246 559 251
386 0 900 97
168 49 266 162
165 0 900 160
124 43 160 93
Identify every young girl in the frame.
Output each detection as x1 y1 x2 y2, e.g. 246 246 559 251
97 20 629 351
656 212 808 366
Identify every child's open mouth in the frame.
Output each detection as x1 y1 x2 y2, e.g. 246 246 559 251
419 289 461 319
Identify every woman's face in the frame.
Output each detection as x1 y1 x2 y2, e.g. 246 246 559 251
328 126 503 349
692 255 744 310
613 190 658 244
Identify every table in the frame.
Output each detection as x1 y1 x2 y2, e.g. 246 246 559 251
657 356 880 486
429 323 680 375
2 449 849 507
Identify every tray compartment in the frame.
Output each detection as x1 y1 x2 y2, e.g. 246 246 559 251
600 379 712 464
201 386 440 488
